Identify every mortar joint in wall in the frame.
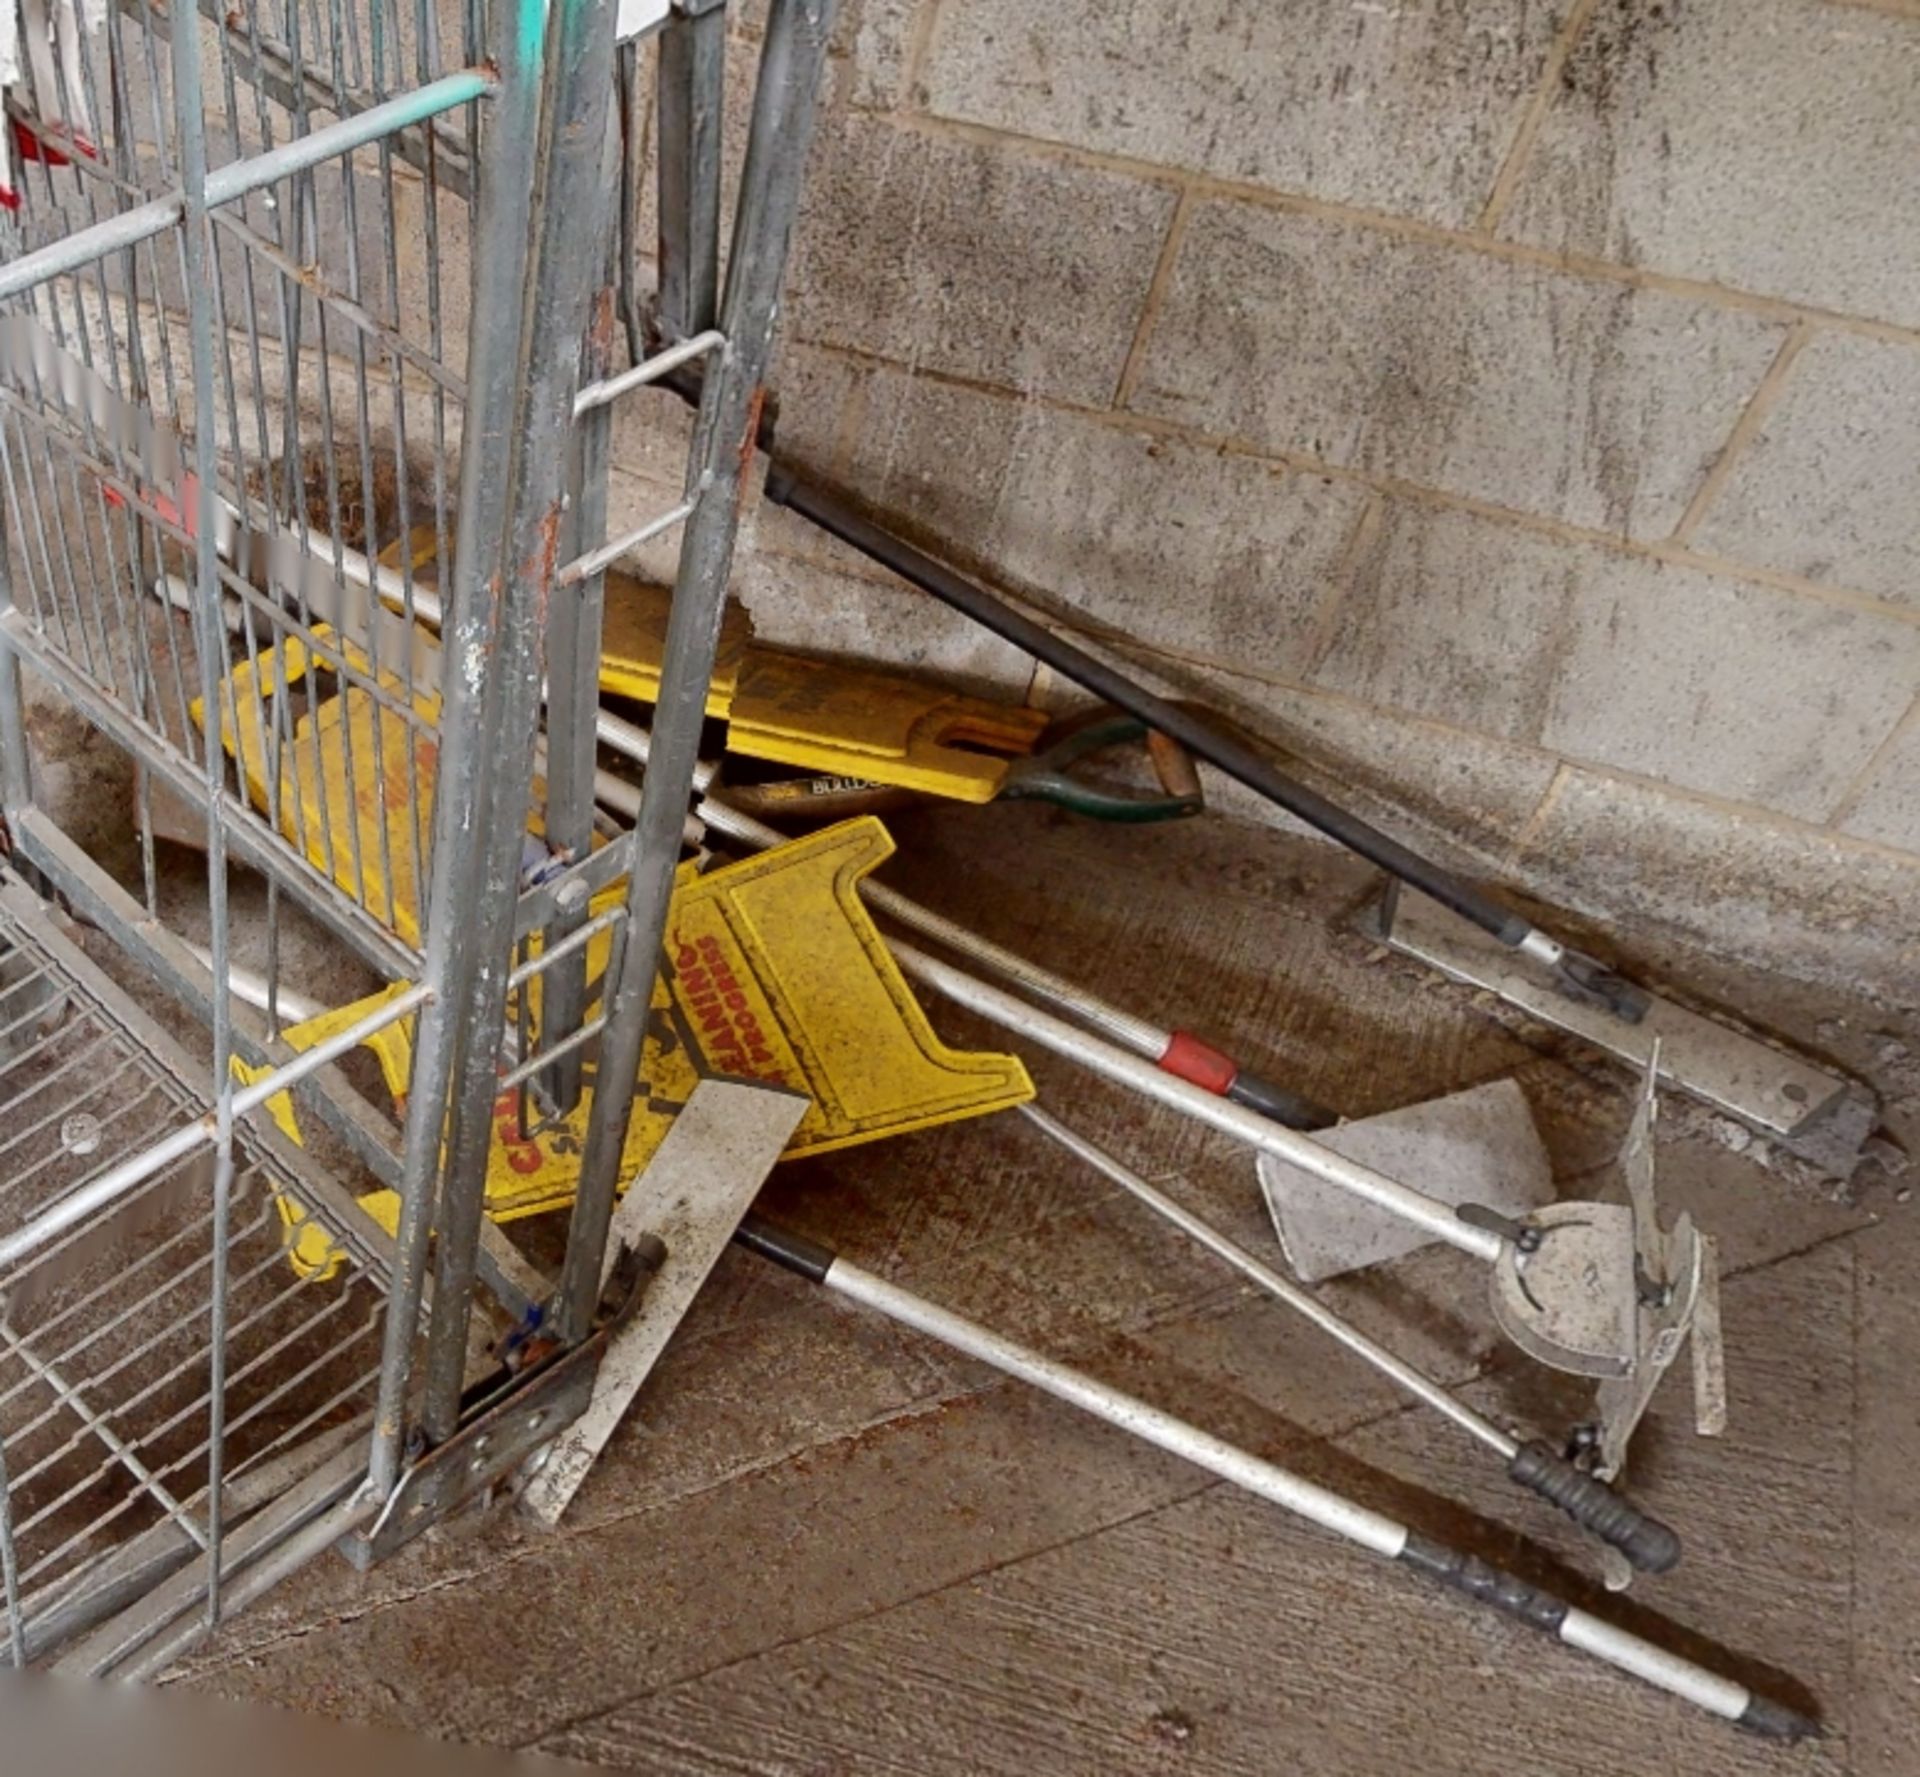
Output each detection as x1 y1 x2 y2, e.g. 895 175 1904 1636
1301 493 1384 677
1475 0 1604 236
778 346 1920 647
1668 321 1813 547
875 111 1920 354
1506 763 1574 866
895 0 949 113
1826 691 1920 829
1110 186 1195 413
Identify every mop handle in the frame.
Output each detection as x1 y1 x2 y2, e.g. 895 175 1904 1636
734 1215 1812 1742
887 939 1506 1264
690 780 1337 1132
758 461 1648 1025
1021 1105 1681 1575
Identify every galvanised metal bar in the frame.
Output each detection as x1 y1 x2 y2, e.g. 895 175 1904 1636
554 495 697 586
0 856 403 1292
0 1433 24 1667
7 813 403 1205
0 627 422 984
133 0 479 199
368 0 553 1498
0 842 543 1347
541 222 623 1117
0 1329 212 1553
163 0 242 1626
616 39 649 363
0 984 432 1271
556 0 840 1344
416 0 625 1441
1021 1105 1515 1457
0 70 496 303
9 1415 371 1668
735 1217 1812 1742
655 0 727 341
0 463 32 824
572 328 724 416
894 938 1503 1263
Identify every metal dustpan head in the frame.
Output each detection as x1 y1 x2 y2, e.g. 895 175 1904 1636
1258 1078 1553 1283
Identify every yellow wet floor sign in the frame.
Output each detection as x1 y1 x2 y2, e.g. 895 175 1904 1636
599 563 754 719
379 529 1048 804
201 627 442 944
251 818 1032 1272
724 645 1042 804
602 573 1047 804
205 599 1045 950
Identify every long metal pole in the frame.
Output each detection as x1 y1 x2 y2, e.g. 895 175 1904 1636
0 984 430 1271
1020 1105 1513 1456
540 128 625 1119
692 790 1329 1128
370 0 550 1496
892 939 1504 1262
414 0 626 1440
0 185 26 834
655 0 726 340
1020 1107 1683 1572
556 0 839 1344
734 1217 1812 1742
761 467 1648 1026
162 0 240 1629
0 1431 24 1667
0 525 30 820
0 72 495 303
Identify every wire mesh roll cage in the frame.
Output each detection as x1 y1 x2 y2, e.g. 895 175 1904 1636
0 0 836 1674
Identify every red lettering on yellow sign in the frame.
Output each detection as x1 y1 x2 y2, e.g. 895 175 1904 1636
670 930 793 1088
493 1089 544 1175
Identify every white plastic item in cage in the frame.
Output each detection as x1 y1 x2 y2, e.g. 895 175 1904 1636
4 0 108 209
616 0 670 42
1 0 16 213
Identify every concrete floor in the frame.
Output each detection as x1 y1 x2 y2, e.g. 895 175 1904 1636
152 801 1918 1775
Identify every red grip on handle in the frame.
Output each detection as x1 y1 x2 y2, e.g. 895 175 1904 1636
1158 1030 1238 1097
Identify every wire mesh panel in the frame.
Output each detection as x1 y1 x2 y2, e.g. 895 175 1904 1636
0 0 484 962
0 9 496 1652
0 872 387 1666
0 0 839 1671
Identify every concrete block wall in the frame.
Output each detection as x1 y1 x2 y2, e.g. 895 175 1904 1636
668 0 1920 1003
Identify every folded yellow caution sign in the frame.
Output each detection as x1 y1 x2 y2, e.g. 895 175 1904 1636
228 978 417 1282
724 644 1042 804
377 528 1047 804
246 818 1032 1270
202 626 442 944
598 563 754 720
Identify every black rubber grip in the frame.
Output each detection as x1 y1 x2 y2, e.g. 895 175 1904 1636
1223 1070 1337 1131
1508 1440 1682 1574
1550 951 1652 1024
733 1213 835 1285
1397 1534 1569 1633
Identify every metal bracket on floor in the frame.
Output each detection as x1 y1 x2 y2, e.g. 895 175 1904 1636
343 1250 653 1567
1373 881 1880 1176
520 1078 809 1526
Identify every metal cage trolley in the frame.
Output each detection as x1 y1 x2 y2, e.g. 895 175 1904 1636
0 0 836 1672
